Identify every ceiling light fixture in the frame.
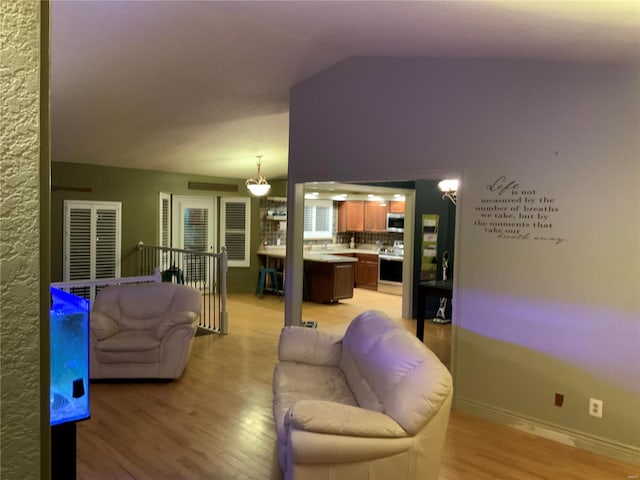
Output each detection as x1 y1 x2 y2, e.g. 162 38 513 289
304 191 319 200
438 179 458 205
246 155 271 196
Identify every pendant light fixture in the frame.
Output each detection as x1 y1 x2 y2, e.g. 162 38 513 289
246 155 271 196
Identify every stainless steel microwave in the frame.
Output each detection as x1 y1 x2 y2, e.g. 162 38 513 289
386 213 404 233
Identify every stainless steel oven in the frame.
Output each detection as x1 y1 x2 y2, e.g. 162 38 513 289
378 242 404 295
379 255 403 283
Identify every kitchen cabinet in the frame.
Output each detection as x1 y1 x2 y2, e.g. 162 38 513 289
339 200 397 233
355 253 378 290
388 200 405 214
338 201 364 232
259 248 357 304
305 260 355 303
364 202 387 232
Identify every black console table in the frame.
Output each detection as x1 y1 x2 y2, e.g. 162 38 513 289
416 279 453 341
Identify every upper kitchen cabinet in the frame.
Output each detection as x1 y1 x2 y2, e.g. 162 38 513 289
338 200 389 232
338 201 365 232
388 200 405 214
364 201 387 232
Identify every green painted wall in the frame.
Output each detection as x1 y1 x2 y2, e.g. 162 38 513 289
51 162 286 293
412 179 456 318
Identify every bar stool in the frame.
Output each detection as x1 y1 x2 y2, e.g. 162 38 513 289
256 266 281 299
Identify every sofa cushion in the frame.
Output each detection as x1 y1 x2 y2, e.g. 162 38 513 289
96 331 161 364
278 327 343 366
339 310 401 412
118 283 179 319
155 311 198 339
273 362 357 438
273 361 358 471
95 346 161 364
340 310 452 434
287 400 407 438
90 312 120 340
98 330 160 352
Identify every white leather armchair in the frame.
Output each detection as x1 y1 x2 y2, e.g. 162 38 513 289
272 310 453 480
90 283 201 379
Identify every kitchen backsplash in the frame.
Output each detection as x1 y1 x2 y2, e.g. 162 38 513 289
335 231 403 247
260 197 287 246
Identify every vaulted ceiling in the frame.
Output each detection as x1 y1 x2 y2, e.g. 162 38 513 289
51 1 640 181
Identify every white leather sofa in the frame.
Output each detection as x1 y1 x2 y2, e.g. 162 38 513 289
90 283 201 379
272 310 453 480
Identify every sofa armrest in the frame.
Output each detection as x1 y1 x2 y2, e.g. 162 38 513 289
278 327 342 367
174 311 199 325
287 400 407 438
288 423 413 466
156 311 199 339
90 312 119 340
286 401 411 466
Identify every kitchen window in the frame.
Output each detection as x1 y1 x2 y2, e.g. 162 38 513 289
304 200 333 240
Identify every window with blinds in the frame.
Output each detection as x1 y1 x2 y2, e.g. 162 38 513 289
303 200 333 239
183 207 209 253
182 206 210 282
220 197 250 267
64 200 122 300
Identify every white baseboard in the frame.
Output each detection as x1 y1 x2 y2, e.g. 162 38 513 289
455 396 640 466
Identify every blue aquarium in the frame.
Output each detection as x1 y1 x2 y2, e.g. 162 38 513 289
50 287 90 426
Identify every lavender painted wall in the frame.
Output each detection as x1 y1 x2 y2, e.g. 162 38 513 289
288 57 639 456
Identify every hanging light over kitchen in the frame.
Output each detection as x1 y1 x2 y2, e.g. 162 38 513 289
246 155 271 196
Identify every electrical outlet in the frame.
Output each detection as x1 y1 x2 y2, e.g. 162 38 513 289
589 398 603 418
554 393 564 407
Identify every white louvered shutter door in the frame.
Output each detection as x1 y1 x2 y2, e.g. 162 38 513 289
65 206 92 299
221 198 250 267
159 193 172 270
64 201 121 302
95 208 120 279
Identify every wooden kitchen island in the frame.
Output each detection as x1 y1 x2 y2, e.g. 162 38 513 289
257 248 358 303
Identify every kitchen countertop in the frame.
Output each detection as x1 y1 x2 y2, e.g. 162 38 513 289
257 247 365 263
304 253 358 263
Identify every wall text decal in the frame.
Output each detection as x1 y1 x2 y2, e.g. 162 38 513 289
473 176 567 245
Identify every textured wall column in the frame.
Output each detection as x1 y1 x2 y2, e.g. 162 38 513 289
0 1 44 478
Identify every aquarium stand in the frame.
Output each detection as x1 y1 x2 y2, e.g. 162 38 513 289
51 422 76 479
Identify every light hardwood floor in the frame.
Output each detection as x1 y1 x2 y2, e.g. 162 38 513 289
77 289 637 479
